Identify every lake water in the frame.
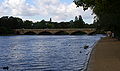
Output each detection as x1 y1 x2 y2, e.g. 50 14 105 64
0 35 104 71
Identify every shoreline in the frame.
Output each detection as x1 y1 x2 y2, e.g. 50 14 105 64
87 37 120 71
84 37 102 71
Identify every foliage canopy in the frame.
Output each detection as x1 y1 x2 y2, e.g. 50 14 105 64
74 0 120 37
0 16 94 35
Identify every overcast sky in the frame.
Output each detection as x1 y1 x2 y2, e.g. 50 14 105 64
0 0 94 23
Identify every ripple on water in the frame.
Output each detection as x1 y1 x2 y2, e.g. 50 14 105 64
0 35 103 71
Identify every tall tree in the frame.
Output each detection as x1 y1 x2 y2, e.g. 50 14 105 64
75 16 79 21
74 0 120 37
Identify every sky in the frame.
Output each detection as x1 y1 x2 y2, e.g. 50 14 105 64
0 0 94 23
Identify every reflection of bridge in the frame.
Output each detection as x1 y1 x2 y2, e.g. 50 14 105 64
14 28 96 35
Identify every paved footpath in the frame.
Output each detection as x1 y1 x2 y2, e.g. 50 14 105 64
87 37 120 71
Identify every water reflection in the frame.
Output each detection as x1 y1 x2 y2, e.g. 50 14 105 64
0 35 103 71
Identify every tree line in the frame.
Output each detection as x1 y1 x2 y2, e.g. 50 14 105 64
74 0 120 38
0 16 95 35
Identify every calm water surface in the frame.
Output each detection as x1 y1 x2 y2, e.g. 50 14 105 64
0 35 104 71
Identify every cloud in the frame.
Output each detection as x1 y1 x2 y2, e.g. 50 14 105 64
0 0 94 23
0 0 37 16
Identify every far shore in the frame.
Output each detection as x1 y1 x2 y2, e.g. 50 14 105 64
87 37 120 71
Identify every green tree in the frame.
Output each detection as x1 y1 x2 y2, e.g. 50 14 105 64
8 16 23 29
22 20 33 29
74 0 120 37
73 15 85 28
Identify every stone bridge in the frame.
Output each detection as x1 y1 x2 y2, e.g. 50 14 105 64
14 28 96 35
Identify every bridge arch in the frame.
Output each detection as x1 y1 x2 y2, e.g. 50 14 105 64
16 31 20 35
54 31 69 35
39 31 53 35
14 28 96 35
71 31 87 35
24 31 37 35
88 31 97 35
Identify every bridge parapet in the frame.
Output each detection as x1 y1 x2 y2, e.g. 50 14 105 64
14 28 96 35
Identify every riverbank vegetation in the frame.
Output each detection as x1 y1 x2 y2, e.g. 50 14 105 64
0 16 96 35
74 0 120 38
